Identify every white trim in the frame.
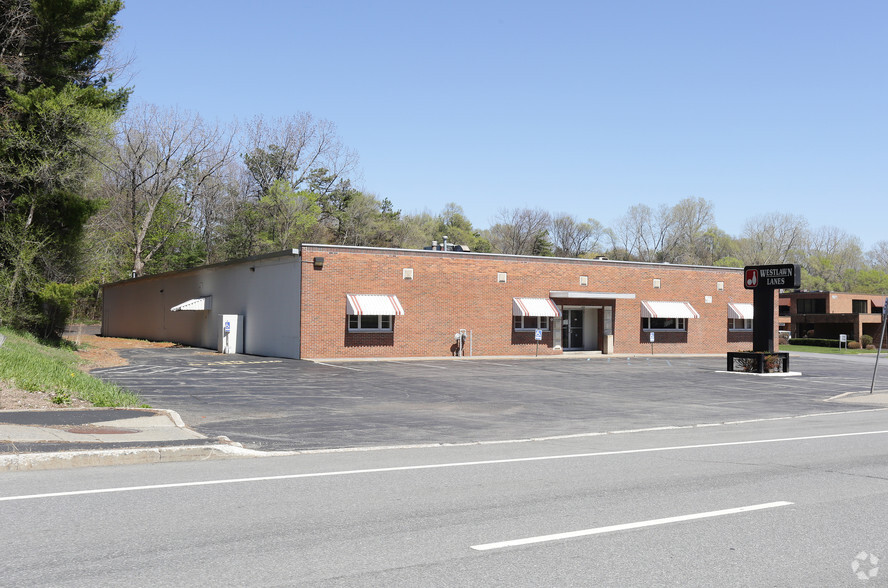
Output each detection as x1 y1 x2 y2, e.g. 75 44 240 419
550 291 636 299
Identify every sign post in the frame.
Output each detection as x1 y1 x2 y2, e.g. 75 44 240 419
534 328 542 357
727 263 800 373
744 264 801 353
870 298 888 394
649 331 655 354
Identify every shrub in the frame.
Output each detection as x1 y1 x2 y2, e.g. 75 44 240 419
778 337 788 345
786 338 841 348
848 341 861 349
861 334 873 348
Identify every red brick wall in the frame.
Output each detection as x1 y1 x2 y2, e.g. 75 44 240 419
300 245 757 359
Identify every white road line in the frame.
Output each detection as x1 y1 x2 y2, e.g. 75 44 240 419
386 361 448 369
470 501 794 551
313 362 360 371
2 430 888 503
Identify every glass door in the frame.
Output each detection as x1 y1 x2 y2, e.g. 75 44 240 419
562 309 584 350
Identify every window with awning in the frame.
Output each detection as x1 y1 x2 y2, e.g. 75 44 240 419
512 298 560 332
346 294 404 332
641 300 699 331
728 302 754 330
170 296 212 312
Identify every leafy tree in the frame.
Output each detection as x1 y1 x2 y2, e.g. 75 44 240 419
258 180 321 250
0 0 129 336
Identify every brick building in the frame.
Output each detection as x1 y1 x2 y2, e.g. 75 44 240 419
779 291 886 342
102 244 760 359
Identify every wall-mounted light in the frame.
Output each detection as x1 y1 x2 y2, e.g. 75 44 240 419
313 257 325 269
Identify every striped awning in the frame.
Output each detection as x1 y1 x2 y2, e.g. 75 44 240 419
346 294 405 316
728 302 754 320
170 296 212 312
512 298 562 317
640 300 700 319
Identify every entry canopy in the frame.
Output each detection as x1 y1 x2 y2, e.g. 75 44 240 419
170 296 212 312
727 302 754 320
512 297 562 317
346 294 405 316
640 300 700 319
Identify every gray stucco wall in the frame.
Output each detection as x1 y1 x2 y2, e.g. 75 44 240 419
102 251 302 359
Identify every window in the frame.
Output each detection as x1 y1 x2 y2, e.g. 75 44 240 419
497 272 507 283
514 316 550 331
652 278 661 289
642 317 686 331
717 281 724 291
730 318 753 331
796 298 826 314
580 276 588 286
779 305 790 316
852 299 868 314
348 315 392 332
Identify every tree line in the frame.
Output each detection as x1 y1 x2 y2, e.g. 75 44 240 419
3 1 888 341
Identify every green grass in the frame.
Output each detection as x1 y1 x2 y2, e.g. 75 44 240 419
780 344 880 355
0 327 147 407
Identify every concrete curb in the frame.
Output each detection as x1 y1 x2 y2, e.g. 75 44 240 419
0 443 260 472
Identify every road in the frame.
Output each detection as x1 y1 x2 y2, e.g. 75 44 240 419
2 408 887 586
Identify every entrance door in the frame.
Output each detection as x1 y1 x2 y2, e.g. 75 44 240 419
562 309 584 350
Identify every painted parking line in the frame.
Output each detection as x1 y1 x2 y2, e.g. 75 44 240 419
384 361 449 369
313 362 361 371
470 501 794 551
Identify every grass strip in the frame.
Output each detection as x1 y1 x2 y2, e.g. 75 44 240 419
779 344 878 355
0 327 147 407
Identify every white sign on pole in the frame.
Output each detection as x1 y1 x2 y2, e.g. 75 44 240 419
534 329 543 341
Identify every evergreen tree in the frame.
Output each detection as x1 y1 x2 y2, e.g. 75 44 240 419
0 0 129 337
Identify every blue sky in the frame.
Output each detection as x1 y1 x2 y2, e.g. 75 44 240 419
115 1 886 248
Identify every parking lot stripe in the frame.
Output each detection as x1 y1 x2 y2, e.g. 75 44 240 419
470 501 794 551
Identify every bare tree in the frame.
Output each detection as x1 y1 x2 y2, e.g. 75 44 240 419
669 196 715 264
868 240 888 272
550 213 605 258
736 213 809 265
241 113 358 199
803 225 863 290
100 104 234 276
487 207 551 255
608 204 675 262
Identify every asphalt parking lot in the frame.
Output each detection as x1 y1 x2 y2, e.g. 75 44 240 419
90 349 886 451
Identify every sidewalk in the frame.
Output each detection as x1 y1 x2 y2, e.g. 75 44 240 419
0 408 251 471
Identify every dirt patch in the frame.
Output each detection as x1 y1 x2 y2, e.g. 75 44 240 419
0 380 92 410
0 328 175 411
70 333 176 370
